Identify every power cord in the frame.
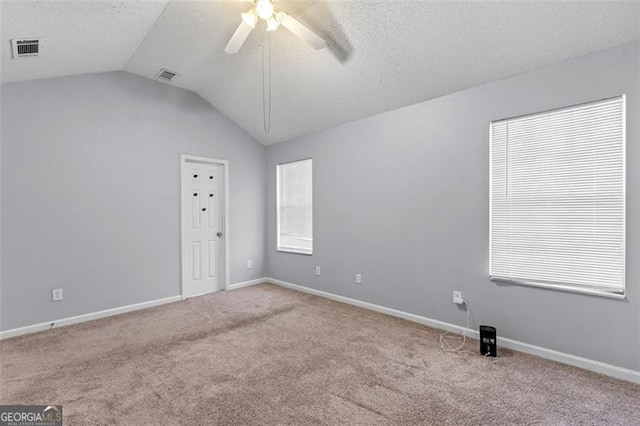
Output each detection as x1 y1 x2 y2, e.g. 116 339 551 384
438 299 501 362
439 300 471 353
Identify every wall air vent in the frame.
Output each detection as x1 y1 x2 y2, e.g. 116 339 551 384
11 38 40 58
156 68 178 82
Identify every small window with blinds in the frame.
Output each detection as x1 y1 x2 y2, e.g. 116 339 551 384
277 158 313 255
490 96 625 296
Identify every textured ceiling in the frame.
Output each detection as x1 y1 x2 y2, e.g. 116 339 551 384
1 0 169 82
2 1 640 145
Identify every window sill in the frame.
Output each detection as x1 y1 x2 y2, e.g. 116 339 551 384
277 247 313 256
489 276 626 300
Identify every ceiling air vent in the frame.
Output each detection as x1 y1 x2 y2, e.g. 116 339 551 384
156 68 178 82
11 38 40 58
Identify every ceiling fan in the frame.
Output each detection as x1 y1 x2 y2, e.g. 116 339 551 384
224 0 327 54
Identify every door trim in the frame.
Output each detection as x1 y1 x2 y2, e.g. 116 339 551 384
180 154 230 299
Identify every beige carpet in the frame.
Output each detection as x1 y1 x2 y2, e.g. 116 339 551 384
1 284 639 425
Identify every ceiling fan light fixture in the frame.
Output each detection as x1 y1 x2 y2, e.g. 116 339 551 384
256 0 274 20
266 16 279 32
241 8 258 27
225 5 327 55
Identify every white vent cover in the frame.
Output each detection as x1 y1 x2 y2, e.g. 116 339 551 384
11 38 40 58
156 68 178 82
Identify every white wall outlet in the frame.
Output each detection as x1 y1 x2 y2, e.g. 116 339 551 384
453 290 464 305
355 273 362 284
246 260 253 269
52 288 63 302
315 266 321 276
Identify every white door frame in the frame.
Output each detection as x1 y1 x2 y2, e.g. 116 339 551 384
180 154 230 298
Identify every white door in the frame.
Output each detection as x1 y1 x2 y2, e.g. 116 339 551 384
182 160 224 298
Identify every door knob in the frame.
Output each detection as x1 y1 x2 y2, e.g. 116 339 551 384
217 232 223 238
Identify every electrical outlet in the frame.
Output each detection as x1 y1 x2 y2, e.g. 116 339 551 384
315 266 321 276
355 273 362 284
52 288 63 302
246 260 253 269
452 290 464 305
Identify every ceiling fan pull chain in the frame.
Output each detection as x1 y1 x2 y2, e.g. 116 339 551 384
262 31 272 134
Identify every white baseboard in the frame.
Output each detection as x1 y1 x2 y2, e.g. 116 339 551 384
0 279 266 340
227 277 267 291
266 277 640 384
0 295 182 340
4 278 637 384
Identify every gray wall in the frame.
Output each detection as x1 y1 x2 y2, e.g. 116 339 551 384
1 71 266 331
266 41 640 371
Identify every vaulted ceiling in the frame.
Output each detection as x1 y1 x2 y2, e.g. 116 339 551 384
2 1 640 145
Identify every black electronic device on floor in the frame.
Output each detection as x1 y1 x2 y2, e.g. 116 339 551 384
479 325 497 357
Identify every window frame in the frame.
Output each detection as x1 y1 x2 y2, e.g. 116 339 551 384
489 96 626 299
276 158 313 256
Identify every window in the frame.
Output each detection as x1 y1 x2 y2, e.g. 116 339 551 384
490 96 625 296
277 159 313 255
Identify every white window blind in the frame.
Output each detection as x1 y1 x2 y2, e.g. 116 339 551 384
490 96 625 295
277 159 313 255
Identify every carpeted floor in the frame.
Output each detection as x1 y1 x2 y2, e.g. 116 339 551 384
1 283 639 425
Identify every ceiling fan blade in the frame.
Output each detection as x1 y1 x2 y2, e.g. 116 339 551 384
225 20 254 54
277 12 326 50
